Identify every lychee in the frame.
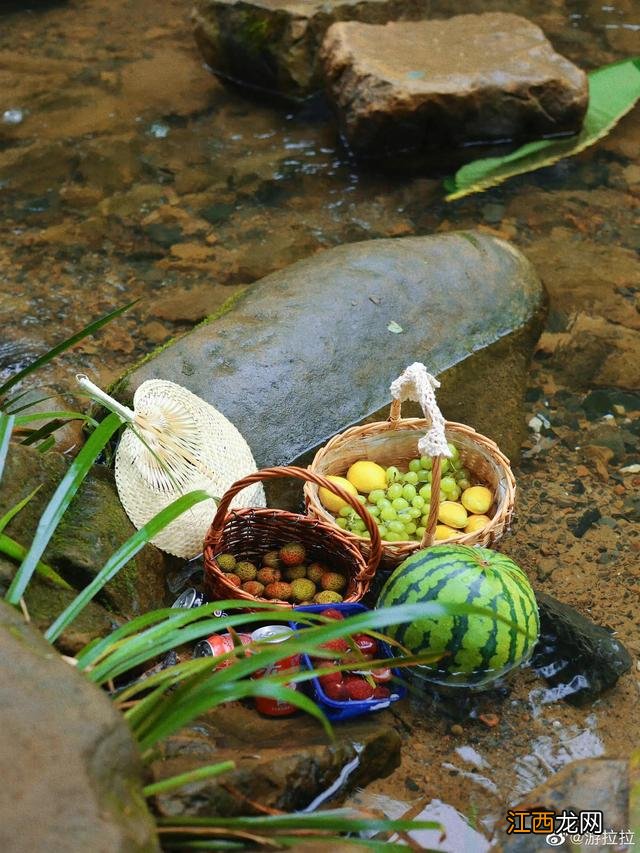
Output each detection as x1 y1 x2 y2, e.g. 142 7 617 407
285 564 307 581
257 567 281 585
323 680 348 701
264 581 293 601
279 542 306 566
235 561 257 581
306 562 327 583
343 677 374 700
216 553 236 572
242 580 265 597
320 608 344 620
313 590 343 605
262 550 281 569
373 686 391 699
290 578 316 602
320 572 346 592
226 573 241 588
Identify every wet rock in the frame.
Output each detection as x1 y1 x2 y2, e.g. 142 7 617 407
149 702 401 816
320 14 588 154
499 758 628 852
115 232 545 467
192 0 430 99
0 600 158 853
0 443 168 617
532 591 632 706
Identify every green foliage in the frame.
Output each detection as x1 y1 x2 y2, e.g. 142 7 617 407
445 58 640 200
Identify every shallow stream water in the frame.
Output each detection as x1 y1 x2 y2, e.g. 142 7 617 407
1 0 639 848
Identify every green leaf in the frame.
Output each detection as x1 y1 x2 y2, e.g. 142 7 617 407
0 301 137 397
44 488 212 642
0 533 73 590
5 413 122 605
445 57 640 200
0 485 42 534
0 413 15 484
143 761 235 797
14 410 98 427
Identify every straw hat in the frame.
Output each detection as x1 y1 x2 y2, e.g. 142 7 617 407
77 375 265 558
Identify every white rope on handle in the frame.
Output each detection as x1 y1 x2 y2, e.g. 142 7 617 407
389 363 452 458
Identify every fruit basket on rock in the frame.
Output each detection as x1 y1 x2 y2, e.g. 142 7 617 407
304 363 516 568
203 466 382 607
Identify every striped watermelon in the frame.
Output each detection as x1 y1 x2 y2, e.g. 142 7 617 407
377 544 539 687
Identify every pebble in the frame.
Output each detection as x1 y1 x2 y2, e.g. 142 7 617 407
479 713 500 728
450 724 464 736
576 464 590 477
613 484 626 495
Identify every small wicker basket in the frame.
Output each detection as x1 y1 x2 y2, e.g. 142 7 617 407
304 364 516 568
203 466 382 607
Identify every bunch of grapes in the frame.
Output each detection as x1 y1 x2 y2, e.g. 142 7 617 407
335 443 472 542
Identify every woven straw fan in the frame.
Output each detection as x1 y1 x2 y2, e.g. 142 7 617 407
76 375 265 558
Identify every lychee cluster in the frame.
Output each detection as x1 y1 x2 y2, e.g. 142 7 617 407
312 608 396 702
215 542 348 603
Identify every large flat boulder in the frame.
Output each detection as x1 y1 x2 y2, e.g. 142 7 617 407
114 232 545 467
0 601 159 853
192 0 430 99
320 14 588 154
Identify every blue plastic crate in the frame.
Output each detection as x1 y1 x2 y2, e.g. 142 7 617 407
289 602 407 721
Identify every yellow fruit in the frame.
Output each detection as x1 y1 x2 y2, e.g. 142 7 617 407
464 514 491 534
318 475 358 514
461 486 493 515
434 524 457 540
346 460 387 493
438 501 468 528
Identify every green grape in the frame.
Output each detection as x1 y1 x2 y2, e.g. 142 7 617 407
447 442 460 462
336 517 348 529
404 522 417 535
391 497 409 511
411 495 425 510
369 489 386 504
388 520 405 534
385 531 403 542
420 456 433 470
366 504 381 517
457 478 471 491
386 466 402 484
387 483 403 500
450 485 461 501
404 471 419 485
408 506 422 519
441 476 458 495
380 506 397 522
377 497 392 509
339 506 353 518
377 524 388 539
421 512 432 527
360 531 371 539
419 484 432 501
402 483 417 501
439 489 447 502
415 526 426 539
439 459 450 475
352 519 366 532
460 467 471 481
417 469 431 483
356 493 367 505
409 458 421 472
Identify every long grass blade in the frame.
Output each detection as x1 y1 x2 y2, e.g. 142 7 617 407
0 485 42 534
5 413 122 605
13 410 98 427
156 811 442 833
0 413 15 483
0 302 138 397
143 761 236 798
0 533 73 590
44 488 212 642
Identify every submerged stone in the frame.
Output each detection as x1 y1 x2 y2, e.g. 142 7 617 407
149 702 400 816
533 591 632 705
115 232 545 468
192 0 430 99
320 14 588 153
0 601 158 852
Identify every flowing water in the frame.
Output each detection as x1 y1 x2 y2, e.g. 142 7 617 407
1 0 639 848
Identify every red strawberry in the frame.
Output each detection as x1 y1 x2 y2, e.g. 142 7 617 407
320 638 349 654
319 672 342 690
373 686 391 699
371 667 392 683
321 608 344 620
353 634 379 657
323 680 348 700
343 677 374 700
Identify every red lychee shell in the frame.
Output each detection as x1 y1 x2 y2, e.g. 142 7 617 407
343 677 374 700
320 608 344 620
226 573 241 588
371 667 392 682
353 633 379 657
373 686 391 699
323 681 348 701
320 637 349 654
319 672 342 690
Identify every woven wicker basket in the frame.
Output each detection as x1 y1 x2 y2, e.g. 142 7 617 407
203 466 382 607
304 366 516 568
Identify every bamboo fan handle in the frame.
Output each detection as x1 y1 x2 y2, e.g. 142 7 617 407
209 466 383 577
388 363 453 548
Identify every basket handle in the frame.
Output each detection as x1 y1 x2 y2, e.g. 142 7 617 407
388 364 453 548
208 465 382 579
